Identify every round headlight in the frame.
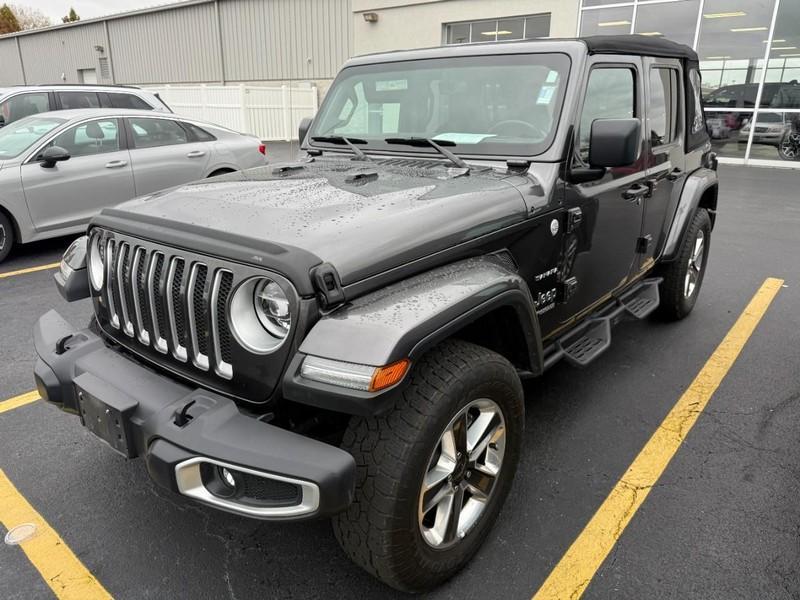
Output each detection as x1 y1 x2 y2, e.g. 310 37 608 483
88 233 104 291
229 276 293 354
254 279 290 339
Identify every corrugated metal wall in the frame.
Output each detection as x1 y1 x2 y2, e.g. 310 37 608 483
0 0 352 87
0 39 24 85
18 22 107 84
220 0 353 81
108 3 221 84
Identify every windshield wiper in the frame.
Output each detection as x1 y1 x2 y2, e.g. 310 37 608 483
311 135 371 161
384 137 468 170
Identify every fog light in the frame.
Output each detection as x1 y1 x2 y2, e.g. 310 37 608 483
220 467 236 489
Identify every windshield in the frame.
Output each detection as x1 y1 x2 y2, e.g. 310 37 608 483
310 53 570 157
0 116 65 160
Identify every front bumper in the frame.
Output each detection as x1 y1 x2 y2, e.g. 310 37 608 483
33 310 356 521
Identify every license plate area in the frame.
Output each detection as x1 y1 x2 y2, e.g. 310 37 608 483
74 374 138 458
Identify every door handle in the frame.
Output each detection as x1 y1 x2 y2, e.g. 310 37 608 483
666 168 683 181
622 183 649 203
105 160 127 169
186 150 206 158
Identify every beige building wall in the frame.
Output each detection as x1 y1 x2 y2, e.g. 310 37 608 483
352 0 580 56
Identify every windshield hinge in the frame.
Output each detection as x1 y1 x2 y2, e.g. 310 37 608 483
506 159 531 173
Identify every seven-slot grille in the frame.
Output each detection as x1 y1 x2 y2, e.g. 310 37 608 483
99 235 235 380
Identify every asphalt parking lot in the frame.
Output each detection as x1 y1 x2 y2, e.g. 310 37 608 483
1 164 798 599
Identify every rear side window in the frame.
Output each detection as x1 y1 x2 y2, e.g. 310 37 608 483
108 92 152 111
184 122 216 142
128 117 188 148
648 68 679 147
579 67 635 161
0 92 50 125
58 91 100 110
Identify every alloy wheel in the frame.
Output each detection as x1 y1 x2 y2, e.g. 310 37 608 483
418 398 506 549
0 223 5 252
684 229 705 298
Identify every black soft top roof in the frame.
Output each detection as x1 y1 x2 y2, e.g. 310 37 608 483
582 35 698 62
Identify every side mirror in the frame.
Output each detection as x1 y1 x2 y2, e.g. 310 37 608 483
54 236 90 302
40 146 71 168
587 118 641 168
298 117 313 145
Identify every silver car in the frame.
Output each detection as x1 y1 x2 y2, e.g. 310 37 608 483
0 85 171 126
0 109 267 263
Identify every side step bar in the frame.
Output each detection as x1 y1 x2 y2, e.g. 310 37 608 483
543 277 662 370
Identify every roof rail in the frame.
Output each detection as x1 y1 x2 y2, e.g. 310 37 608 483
30 83 143 90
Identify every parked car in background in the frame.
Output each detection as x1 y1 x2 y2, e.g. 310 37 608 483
738 112 792 147
0 85 171 127
0 109 267 263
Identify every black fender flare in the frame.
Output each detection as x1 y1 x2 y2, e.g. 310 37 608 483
660 167 718 262
282 255 542 416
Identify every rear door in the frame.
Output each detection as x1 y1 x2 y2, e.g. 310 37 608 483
539 58 648 333
125 116 211 195
637 57 686 271
20 117 136 231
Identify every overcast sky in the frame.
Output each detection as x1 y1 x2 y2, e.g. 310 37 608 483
34 0 166 23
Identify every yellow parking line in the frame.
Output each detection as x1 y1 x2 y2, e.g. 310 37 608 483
0 262 60 280
0 469 113 599
0 391 39 415
533 277 784 600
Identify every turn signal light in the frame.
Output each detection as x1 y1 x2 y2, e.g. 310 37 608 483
369 359 410 392
258 144 267 155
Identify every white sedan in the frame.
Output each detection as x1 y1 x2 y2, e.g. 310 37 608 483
0 108 268 263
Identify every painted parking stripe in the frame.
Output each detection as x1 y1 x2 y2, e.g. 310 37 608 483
532 277 784 600
0 391 39 415
0 262 60 280
0 469 113 599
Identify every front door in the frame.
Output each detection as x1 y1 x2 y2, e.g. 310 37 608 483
21 118 136 232
539 61 648 335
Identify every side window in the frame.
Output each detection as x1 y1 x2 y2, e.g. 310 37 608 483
184 122 216 142
0 92 50 125
57 91 101 110
648 68 679 147
579 68 635 161
128 117 189 149
49 119 120 158
689 69 705 134
108 93 153 111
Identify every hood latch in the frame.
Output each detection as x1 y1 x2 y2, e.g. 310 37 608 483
310 262 346 309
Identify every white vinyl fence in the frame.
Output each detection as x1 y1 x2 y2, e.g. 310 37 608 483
146 84 318 141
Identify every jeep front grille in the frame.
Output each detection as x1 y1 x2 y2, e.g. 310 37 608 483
99 236 234 380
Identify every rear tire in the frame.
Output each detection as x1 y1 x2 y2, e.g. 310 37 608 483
0 212 14 264
657 208 711 320
332 340 524 592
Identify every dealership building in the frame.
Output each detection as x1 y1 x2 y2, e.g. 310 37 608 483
1 0 798 167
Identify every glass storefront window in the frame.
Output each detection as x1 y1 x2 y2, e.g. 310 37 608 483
764 0 800 109
580 6 634 36
634 0 700 48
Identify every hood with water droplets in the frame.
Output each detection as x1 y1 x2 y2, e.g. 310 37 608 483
109 158 528 286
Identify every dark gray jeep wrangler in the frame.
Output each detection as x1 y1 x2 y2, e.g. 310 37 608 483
35 36 717 591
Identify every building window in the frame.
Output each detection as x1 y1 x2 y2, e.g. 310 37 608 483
443 13 550 45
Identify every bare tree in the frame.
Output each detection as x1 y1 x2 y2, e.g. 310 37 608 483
10 4 51 30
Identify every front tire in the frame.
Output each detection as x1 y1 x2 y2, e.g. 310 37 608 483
332 340 524 592
0 212 14 264
658 208 711 320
